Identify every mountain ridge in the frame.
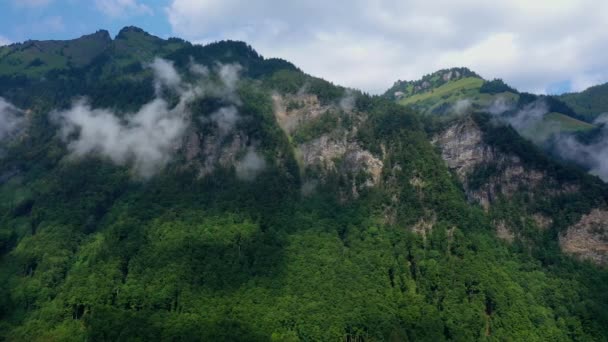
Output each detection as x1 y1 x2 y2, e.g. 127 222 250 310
0 26 607 341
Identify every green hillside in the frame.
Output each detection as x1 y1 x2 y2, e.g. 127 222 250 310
560 82 608 121
0 28 607 341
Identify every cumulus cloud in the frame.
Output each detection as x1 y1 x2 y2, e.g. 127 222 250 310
235 148 266 181
95 0 153 18
0 98 25 141
166 0 608 94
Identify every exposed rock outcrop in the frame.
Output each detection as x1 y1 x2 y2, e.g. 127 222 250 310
432 116 575 210
273 93 383 197
560 209 608 265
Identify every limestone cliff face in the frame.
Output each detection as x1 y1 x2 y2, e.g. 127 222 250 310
433 115 608 264
432 116 572 210
560 209 608 265
183 128 250 178
273 93 383 197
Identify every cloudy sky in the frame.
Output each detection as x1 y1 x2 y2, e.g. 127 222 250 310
1 0 607 94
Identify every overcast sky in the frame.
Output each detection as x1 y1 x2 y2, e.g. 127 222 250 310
1 0 607 94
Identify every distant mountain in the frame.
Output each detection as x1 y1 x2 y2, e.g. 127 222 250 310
386 68 596 142
559 82 608 121
0 27 607 341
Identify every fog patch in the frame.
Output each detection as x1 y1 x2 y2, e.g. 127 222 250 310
52 57 252 179
0 98 25 141
486 97 608 181
209 106 239 136
218 63 242 93
339 89 356 112
189 58 209 77
149 57 182 94
235 148 266 181
593 113 608 125
504 100 548 133
556 133 608 181
487 96 516 115
54 97 189 179
452 99 472 115
301 179 319 196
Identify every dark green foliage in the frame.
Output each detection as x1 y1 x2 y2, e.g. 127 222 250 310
0 27 607 341
560 82 608 120
479 79 517 94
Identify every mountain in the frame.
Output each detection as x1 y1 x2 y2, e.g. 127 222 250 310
385 68 596 142
559 82 608 121
0 27 607 341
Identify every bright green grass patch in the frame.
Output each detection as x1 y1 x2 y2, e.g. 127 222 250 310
398 77 484 105
521 112 595 142
544 112 594 131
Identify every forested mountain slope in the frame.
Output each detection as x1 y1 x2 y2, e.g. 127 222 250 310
559 82 608 121
0 28 607 341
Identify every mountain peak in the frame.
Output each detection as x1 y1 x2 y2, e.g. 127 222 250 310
385 67 483 102
116 26 153 40
80 29 112 43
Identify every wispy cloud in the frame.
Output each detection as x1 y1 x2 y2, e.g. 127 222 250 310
0 98 25 141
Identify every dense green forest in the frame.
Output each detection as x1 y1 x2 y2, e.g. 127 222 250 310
0 27 607 341
559 82 608 121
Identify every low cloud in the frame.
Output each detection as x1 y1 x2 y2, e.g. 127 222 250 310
487 96 516 116
556 132 608 181
487 98 608 181
209 106 239 136
54 97 189 179
235 148 266 181
53 58 195 178
503 100 548 134
0 97 25 141
150 57 182 94
339 89 356 112
53 58 248 179
452 99 472 115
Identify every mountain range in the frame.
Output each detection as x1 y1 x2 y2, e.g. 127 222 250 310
0 27 607 341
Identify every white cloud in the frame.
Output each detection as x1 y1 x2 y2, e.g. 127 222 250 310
0 36 11 46
149 57 182 93
0 98 25 141
166 0 608 94
95 0 153 18
235 148 266 181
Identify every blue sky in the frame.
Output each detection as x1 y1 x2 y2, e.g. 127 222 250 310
1 0 607 95
0 0 172 42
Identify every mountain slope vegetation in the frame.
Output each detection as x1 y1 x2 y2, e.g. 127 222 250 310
0 28 607 341
559 82 608 121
